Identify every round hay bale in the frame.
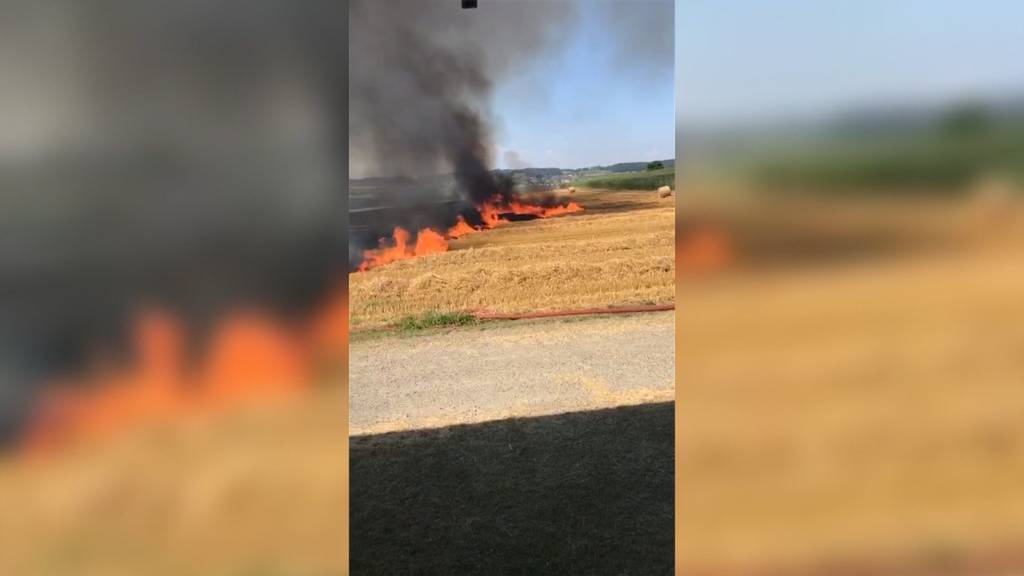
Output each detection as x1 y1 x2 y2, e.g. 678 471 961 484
657 185 672 198
965 176 1021 236
567 186 576 195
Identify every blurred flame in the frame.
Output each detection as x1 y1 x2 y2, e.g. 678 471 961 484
20 286 347 456
678 225 733 275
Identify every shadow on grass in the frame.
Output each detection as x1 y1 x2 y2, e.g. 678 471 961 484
350 402 673 575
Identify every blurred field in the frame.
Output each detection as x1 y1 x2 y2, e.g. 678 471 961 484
349 189 675 329
576 168 676 190
0 385 347 576
678 186 1024 573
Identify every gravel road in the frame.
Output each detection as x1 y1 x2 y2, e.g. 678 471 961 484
349 311 674 435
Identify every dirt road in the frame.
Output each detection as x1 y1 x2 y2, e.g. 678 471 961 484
349 311 674 435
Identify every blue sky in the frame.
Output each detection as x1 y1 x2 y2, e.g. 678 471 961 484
677 0 1024 130
491 2 674 170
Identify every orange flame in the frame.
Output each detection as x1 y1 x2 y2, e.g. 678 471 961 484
20 287 348 456
414 228 447 255
506 199 583 218
678 226 733 275
477 203 504 228
19 192 581 453
446 215 476 238
356 195 583 272
357 226 450 271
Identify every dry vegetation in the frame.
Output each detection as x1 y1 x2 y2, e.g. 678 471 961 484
0 385 347 576
678 189 1024 573
6 185 1022 575
0 188 673 575
349 189 675 329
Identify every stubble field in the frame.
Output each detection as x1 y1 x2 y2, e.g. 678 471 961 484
349 189 676 329
679 187 1024 574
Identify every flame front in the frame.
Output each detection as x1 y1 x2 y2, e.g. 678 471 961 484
21 288 348 455
446 215 476 238
20 194 583 452
357 226 448 272
357 195 583 272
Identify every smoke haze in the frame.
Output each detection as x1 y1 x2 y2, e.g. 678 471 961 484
503 150 532 169
348 0 580 267
348 0 573 180
0 0 348 440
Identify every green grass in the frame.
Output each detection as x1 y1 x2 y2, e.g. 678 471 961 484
397 310 476 331
575 168 675 190
750 126 1024 194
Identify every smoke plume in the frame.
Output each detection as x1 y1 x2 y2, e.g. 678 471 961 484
503 150 532 170
348 0 575 265
0 0 348 441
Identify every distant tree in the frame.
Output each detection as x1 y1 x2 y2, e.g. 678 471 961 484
646 161 664 171
939 103 991 139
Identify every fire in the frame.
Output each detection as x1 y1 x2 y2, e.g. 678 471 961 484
20 288 348 455
356 226 449 272
197 312 308 406
678 225 733 275
446 215 476 238
506 199 583 218
414 228 448 255
477 202 504 228
19 194 583 452
356 195 583 271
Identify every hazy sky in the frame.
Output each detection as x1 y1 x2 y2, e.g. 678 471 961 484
677 0 1024 130
492 1 674 170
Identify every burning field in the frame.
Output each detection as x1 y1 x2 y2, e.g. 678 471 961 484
0 0 674 572
0 2 353 572
344 0 677 327
355 190 583 272
0 283 350 576
349 188 675 330
347 186 677 574
0 287 350 576
17 290 347 456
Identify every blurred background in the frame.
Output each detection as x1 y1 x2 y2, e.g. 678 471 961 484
677 1 1024 574
6 0 1024 573
0 2 347 574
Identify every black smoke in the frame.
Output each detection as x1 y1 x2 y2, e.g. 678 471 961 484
347 1 675 268
0 0 348 441
348 0 574 268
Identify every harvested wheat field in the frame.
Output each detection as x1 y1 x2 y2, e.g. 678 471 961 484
678 191 1024 574
349 189 675 329
0 385 347 576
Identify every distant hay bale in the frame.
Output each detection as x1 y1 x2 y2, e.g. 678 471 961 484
657 185 672 198
965 175 1021 236
567 186 576 194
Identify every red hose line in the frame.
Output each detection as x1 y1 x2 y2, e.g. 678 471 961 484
473 303 674 321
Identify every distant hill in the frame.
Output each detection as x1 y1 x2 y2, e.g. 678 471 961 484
681 93 1024 192
684 93 1024 154
495 167 563 177
350 158 677 186
575 167 675 190
580 159 675 173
